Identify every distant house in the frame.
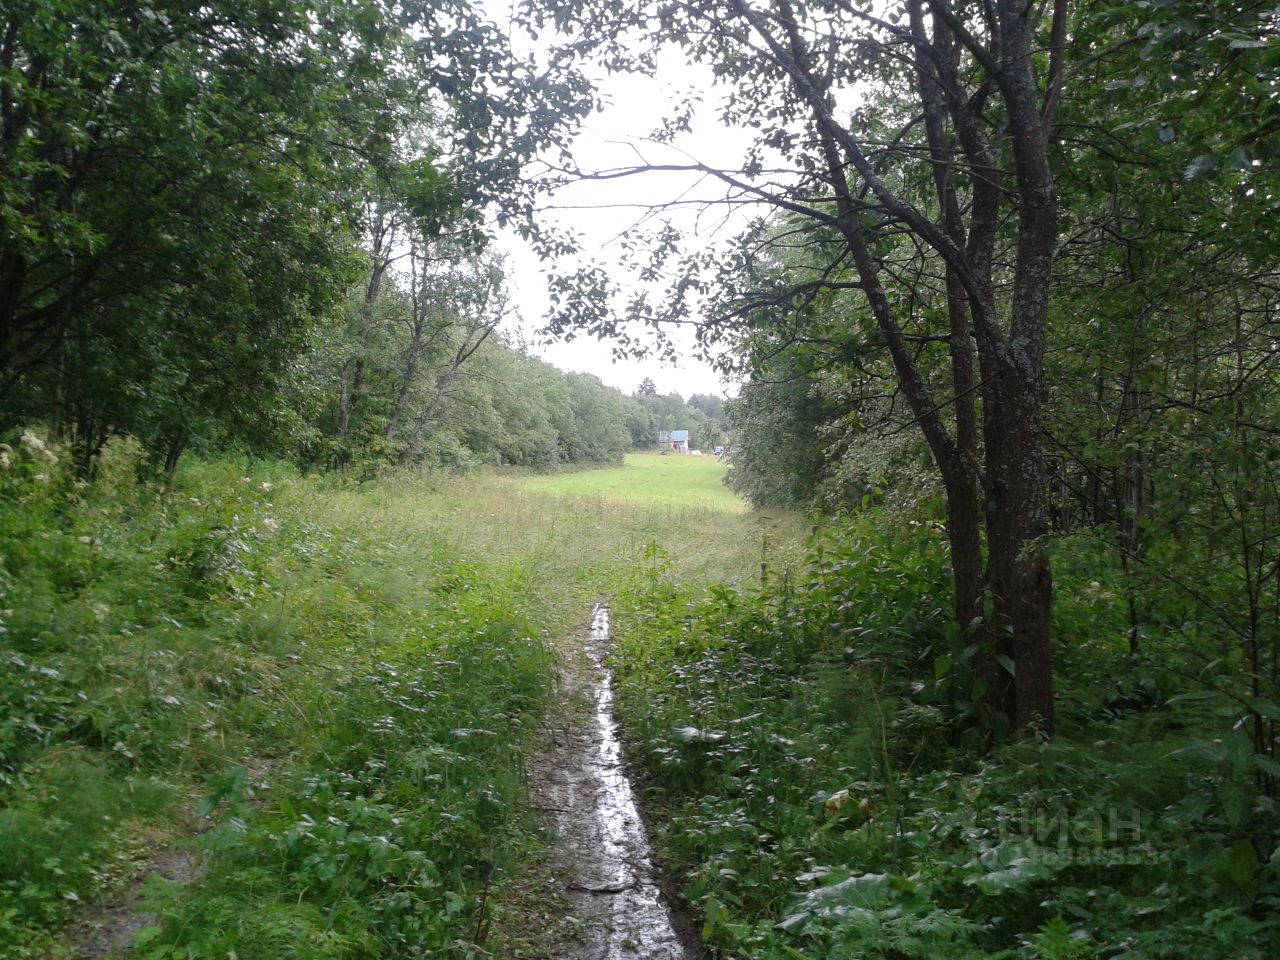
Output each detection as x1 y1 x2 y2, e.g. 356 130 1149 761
657 430 690 454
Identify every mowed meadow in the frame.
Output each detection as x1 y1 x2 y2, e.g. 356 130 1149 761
521 453 747 515
0 441 795 958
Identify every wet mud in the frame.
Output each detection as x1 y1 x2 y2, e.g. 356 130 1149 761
531 604 690 960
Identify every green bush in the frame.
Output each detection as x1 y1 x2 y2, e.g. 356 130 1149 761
609 513 1280 959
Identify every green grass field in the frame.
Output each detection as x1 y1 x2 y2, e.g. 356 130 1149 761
339 454 799 591
520 452 746 514
0 445 801 957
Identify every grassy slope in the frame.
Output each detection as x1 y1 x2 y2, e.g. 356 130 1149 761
0 440 793 958
18 442 1275 960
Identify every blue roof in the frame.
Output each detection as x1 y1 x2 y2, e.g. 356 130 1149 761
670 430 689 441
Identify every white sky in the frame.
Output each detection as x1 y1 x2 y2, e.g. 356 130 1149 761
481 8 760 399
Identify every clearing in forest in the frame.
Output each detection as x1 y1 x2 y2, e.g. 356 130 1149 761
1 451 791 958
521 453 746 514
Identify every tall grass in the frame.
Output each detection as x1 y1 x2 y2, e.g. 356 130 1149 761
519 451 747 515
310 467 800 594
0 434 794 957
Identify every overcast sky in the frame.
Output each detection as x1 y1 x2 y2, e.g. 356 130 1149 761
481 7 761 399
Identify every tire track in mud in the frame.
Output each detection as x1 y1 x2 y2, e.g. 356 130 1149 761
531 603 692 960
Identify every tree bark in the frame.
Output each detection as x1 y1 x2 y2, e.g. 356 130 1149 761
985 372 1054 732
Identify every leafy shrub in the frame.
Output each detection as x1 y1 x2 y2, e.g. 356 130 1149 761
609 513 1280 959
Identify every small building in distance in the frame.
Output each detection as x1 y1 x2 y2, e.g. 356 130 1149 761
657 430 690 454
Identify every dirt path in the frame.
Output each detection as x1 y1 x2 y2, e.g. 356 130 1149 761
65 609 688 959
530 604 692 960
65 846 202 959
63 759 279 958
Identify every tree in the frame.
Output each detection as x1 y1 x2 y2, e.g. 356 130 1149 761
0 0 380 464
0 0 591 469
533 0 1072 732
687 393 727 427
1035 0 1280 766
637 376 658 396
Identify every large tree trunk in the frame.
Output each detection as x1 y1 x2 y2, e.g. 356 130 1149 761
986 374 1055 732
942 461 998 714
989 0 1061 733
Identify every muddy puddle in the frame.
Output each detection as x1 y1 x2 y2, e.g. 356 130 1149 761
533 603 689 960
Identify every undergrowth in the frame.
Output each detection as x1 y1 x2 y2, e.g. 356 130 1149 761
610 512 1280 959
0 434 559 957
0 428 786 957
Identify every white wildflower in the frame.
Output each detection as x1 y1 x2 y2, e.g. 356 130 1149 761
20 429 46 452
33 473 49 483
259 481 273 492
260 516 280 534
0 451 9 470
41 449 57 464
92 602 110 623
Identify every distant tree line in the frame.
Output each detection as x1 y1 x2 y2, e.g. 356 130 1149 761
627 388 727 453
297 232 727 472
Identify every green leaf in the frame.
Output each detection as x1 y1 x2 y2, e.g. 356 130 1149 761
1254 754 1280 777
1222 839 1258 887
702 894 726 941
1184 154 1219 179
774 912 809 933
1166 690 1217 705
1249 698 1280 720
975 856 1052 895
670 726 724 744
970 678 988 703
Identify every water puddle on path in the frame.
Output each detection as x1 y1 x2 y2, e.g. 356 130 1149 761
534 603 688 960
